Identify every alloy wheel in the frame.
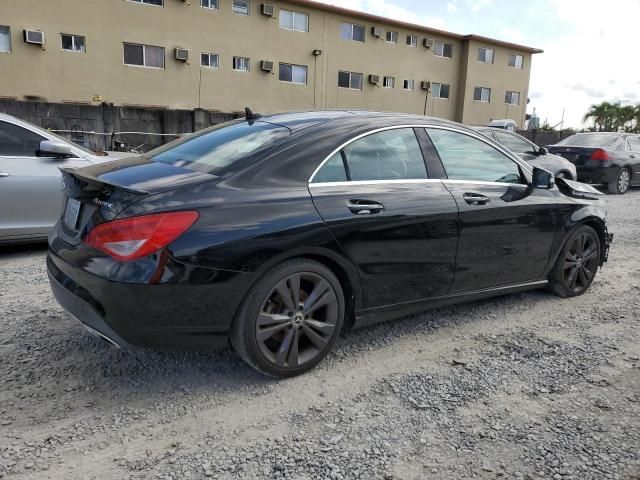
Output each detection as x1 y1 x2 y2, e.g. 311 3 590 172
256 272 339 369
618 169 630 193
562 232 599 294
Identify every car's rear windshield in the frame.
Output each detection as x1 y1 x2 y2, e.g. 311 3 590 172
148 120 290 176
557 133 623 149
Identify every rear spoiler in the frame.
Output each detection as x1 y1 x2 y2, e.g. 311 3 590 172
60 167 151 195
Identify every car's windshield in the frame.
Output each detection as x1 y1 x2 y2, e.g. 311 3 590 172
148 120 290 176
557 133 623 149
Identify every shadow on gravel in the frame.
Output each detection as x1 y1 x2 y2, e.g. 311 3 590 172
0 242 48 257
4 287 560 410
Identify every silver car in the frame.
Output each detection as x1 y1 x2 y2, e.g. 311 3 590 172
473 127 577 180
0 113 128 244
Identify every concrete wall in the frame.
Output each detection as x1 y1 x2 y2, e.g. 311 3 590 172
517 129 576 148
0 0 540 127
0 99 238 152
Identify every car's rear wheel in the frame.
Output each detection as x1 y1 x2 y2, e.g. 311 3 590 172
608 168 631 194
548 225 601 298
231 258 344 378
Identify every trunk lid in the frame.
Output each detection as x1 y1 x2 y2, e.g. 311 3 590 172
547 146 599 166
56 157 219 246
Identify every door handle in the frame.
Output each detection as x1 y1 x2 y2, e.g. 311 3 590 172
347 200 385 215
0 172 10 178
463 193 490 206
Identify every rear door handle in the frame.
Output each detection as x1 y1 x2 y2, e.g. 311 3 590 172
347 200 385 215
463 193 490 206
0 172 10 178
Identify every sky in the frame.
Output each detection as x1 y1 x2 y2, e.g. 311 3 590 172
314 0 640 129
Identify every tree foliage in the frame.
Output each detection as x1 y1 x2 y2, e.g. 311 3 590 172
583 101 640 132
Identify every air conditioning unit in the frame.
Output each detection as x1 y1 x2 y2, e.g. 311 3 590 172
260 60 274 72
421 81 431 91
423 38 434 49
369 74 380 85
261 3 275 16
371 26 384 38
174 48 189 61
24 30 44 45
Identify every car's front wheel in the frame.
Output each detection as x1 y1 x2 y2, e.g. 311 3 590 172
548 225 601 298
608 167 631 194
231 258 345 377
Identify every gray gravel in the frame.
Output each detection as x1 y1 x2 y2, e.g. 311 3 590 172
1 191 639 480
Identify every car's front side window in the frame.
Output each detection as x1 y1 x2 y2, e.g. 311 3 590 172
427 128 523 184
493 131 535 154
627 136 640 152
0 121 46 157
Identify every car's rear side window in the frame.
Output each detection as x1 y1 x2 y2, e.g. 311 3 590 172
427 128 523 184
627 136 640 152
312 128 427 183
149 121 290 176
0 121 46 157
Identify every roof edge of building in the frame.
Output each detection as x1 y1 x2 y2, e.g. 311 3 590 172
287 0 543 54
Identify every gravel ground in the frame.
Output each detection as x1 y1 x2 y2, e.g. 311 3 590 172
1 191 639 480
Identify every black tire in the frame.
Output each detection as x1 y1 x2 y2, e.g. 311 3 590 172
607 168 631 194
230 258 345 378
548 225 601 298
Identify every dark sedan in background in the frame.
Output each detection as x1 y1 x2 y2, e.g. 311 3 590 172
47 111 611 377
473 126 577 180
548 132 640 194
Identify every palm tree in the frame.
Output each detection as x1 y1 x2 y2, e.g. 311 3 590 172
583 101 640 132
583 103 611 131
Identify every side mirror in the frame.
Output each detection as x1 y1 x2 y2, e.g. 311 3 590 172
38 140 73 159
537 147 548 156
532 166 555 189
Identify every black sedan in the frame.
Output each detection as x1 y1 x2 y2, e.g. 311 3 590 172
472 127 577 180
548 132 640 194
47 111 612 377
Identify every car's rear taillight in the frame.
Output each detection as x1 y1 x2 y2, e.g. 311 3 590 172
590 149 612 161
85 211 199 261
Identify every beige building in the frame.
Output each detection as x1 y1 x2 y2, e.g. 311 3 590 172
0 0 542 127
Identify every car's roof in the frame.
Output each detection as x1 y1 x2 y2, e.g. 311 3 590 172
257 110 461 132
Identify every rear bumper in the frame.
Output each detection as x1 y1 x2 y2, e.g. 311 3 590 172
576 165 620 184
47 248 257 350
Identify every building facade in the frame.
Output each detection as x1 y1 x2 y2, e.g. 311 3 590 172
0 0 542 127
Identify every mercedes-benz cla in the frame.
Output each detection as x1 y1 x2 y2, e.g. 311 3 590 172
47 111 612 377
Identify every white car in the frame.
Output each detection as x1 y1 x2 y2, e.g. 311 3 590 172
0 112 132 244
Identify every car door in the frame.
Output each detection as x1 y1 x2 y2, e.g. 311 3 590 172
0 120 91 240
309 127 459 309
424 127 561 293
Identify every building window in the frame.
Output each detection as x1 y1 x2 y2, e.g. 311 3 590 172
434 40 453 58
432 83 450 99
383 76 395 88
385 31 398 43
279 63 308 84
403 79 414 90
505 91 520 105
474 86 491 102
477 47 494 64
61 34 85 53
279 10 309 32
232 0 250 15
128 0 163 6
123 43 164 68
201 0 219 9
233 56 250 71
406 35 417 47
338 70 363 90
0 26 11 53
509 54 524 69
201 52 219 69
340 23 365 42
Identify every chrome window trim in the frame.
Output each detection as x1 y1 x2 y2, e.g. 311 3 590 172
308 123 532 185
443 179 529 188
310 178 442 188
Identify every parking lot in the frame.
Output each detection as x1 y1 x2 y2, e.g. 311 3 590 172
0 191 638 480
